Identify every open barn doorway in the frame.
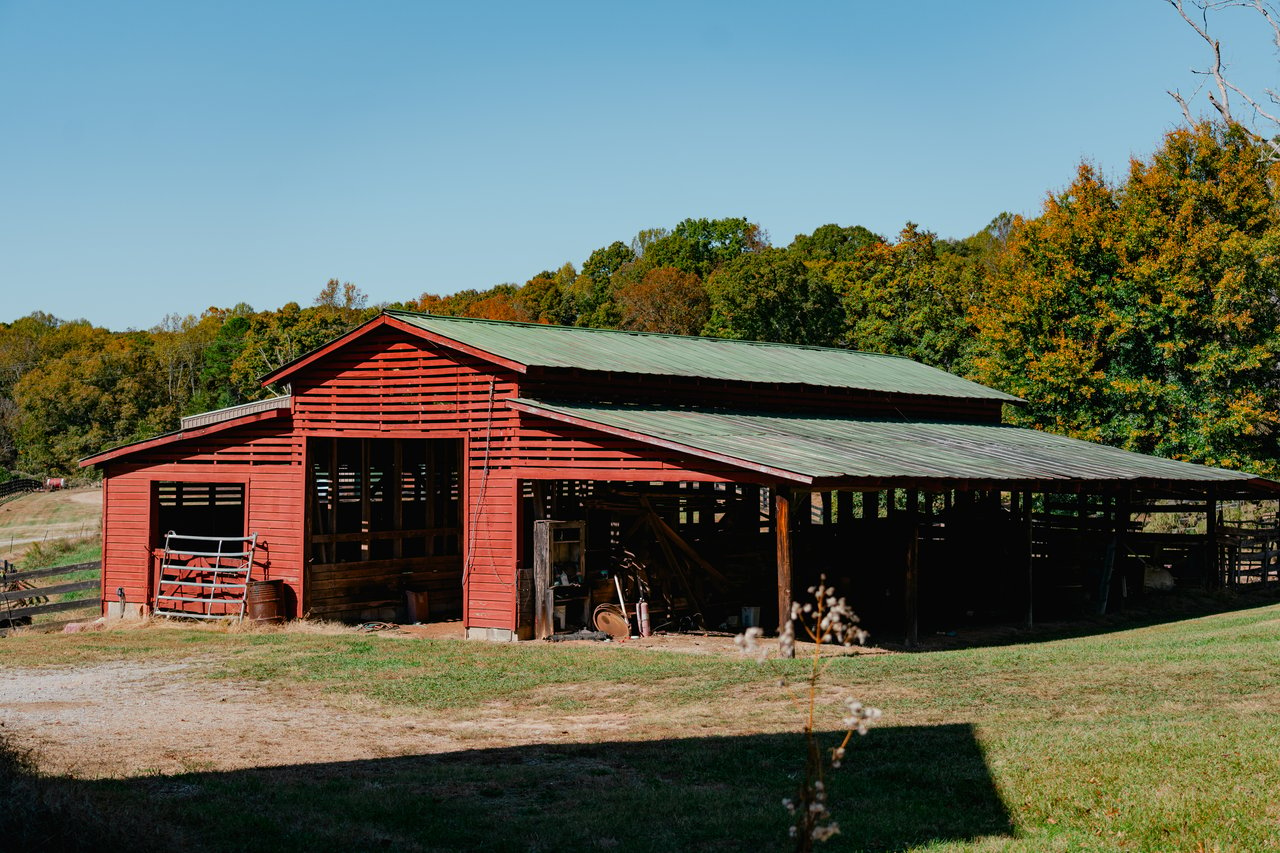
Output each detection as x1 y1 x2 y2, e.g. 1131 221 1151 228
515 479 779 639
305 437 462 622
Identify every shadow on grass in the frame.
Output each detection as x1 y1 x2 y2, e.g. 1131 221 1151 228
17 724 1013 853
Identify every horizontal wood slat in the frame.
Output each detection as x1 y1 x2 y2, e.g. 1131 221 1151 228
3 560 102 581
1 597 101 622
0 579 100 599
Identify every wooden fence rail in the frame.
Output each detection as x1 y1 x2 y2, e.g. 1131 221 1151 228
0 478 41 501
0 558 101 633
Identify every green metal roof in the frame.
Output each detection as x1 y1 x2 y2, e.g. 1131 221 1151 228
386 310 1020 402
510 398 1277 492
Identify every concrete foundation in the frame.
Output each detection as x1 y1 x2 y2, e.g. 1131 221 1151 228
105 601 148 620
466 626 516 642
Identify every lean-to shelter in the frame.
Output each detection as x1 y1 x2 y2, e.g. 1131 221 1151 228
82 311 1280 640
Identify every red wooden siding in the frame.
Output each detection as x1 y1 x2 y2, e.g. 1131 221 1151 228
289 327 523 630
285 326 774 630
98 421 304 617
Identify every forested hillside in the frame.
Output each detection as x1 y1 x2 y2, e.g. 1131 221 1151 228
4 122 1278 478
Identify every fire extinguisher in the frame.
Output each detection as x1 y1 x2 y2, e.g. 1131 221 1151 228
637 597 651 637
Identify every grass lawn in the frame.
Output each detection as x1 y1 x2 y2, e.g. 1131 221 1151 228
3 599 1280 851
3 535 104 627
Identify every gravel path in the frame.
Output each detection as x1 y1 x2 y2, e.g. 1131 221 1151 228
0 659 461 778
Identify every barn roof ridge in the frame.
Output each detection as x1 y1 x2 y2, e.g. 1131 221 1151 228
384 308 921 360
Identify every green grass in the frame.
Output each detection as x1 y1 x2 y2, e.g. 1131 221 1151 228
212 632 781 711
10 536 104 622
3 604 1280 850
19 534 102 570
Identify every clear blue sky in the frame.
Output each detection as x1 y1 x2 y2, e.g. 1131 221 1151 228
1 1 1274 330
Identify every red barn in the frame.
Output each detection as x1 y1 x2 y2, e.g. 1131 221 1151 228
82 311 1280 641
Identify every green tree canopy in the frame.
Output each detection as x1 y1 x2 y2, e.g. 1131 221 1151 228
704 249 842 346
821 223 985 372
787 223 883 261
14 327 172 475
641 217 769 279
974 123 1280 473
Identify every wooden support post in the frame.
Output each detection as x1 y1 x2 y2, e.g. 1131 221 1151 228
862 491 877 521
1117 489 1132 603
303 441 317 572
904 521 919 647
426 441 441 550
327 439 339 564
1024 490 1034 629
775 486 794 657
533 520 553 641
836 490 851 526
1206 488 1220 589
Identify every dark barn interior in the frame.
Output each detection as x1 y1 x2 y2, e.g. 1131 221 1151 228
516 477 1280 645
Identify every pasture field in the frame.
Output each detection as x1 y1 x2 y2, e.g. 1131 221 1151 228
1 596 1279 852
0 486 101 561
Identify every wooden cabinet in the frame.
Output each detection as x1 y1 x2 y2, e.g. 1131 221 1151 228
533 520 586 639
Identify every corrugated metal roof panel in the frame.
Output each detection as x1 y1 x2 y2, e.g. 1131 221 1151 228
512 398 1274 489
179 395 291 430
388 310 1019 402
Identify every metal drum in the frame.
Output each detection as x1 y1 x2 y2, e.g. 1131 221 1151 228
246 579 284 623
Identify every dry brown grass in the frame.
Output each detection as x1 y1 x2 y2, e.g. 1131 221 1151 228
0 487 102 562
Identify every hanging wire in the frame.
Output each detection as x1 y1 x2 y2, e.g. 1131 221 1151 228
463 377 499 585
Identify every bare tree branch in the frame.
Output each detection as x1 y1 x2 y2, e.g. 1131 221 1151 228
1168 0 1236 122
1166 0 1280 134
1222 77 1280 125
1169 87 1198 123
1248 0 1280 49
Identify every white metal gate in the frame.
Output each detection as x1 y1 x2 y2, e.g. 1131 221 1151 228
153 531 259 620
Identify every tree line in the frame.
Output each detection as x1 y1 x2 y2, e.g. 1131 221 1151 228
3 122 1278 479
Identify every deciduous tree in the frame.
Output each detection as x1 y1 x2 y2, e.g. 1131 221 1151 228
615 266 709 335
974 123 1280 473
642 217 769 279
704 249 842 346
788 224 883 262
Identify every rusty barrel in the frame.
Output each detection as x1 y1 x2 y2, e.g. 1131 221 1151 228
246 579 284 623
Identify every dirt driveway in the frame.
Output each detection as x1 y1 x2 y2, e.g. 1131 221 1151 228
0 648 701 779
0 659 461 777
0 619 885 780
0 486 101 557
